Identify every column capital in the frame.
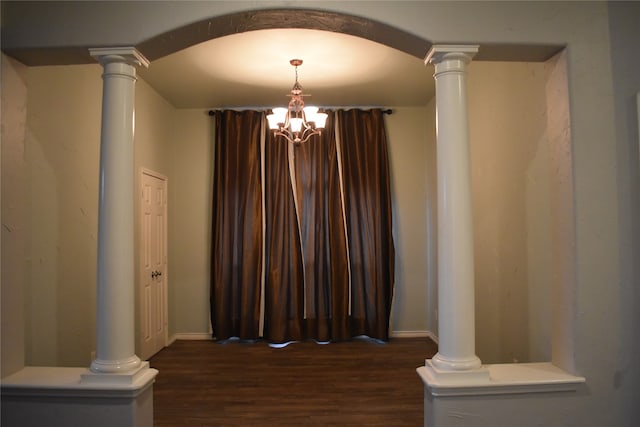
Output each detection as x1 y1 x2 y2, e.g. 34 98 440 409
424 45 479 66
89 47 150 68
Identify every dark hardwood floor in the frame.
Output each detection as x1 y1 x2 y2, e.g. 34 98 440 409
149 337 437 426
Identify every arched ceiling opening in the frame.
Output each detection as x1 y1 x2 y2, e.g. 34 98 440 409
137 9 435 109
138 28 434 109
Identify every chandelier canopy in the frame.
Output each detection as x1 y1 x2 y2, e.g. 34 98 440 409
267 59 328 145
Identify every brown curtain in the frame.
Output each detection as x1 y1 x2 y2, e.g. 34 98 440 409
292 112 351 342
210 110 263 340
263 130 305 343
211 108 394 343
337 109 395 341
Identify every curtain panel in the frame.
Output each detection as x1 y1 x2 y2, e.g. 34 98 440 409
210 110 264 340
263 126 306 343
210 109 394 344
289 112 351 342
337 109 395 340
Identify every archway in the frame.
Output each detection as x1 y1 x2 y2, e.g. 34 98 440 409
136 9 432 62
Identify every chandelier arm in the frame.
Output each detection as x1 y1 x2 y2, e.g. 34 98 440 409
272 127 322 145
269 58 324 146
297 129 322 144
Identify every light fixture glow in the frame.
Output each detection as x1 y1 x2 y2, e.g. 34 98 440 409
267 59 327 145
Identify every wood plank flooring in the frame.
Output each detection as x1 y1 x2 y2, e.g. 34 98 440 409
149 337 437 426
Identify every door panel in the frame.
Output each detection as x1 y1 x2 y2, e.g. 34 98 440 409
139 170 167 360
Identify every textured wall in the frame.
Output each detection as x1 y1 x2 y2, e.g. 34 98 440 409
385 106 431 335
468 61 551 364
23 64 102 366
166 109 214 336
1 54 29 376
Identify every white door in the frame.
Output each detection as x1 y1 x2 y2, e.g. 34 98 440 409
139 170 168 360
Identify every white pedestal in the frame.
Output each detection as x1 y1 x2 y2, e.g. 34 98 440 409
1 365 158 427
417 361 586 427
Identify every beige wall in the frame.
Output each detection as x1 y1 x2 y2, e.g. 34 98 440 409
23 64 102 366
388 63 553 364
386 62 552 362
544 51 575 372
16 64 176 365
166 109 214 336
468 61 551 364
385 106 432 335
606 6 640 421
1 54 29 377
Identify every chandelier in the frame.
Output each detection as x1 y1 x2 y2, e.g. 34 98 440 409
267 59 328 145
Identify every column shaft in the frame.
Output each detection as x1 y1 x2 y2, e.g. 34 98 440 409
426 45 481 371
89 48 149 373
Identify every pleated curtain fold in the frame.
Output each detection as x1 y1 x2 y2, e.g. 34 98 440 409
210 109 394 344
263 124 306 343
337 109 395 340
210 110 264 341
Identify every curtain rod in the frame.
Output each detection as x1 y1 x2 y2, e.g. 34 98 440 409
207 109 393 116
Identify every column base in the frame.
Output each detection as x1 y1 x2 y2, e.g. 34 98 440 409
431 351 482 371
90 354 141 374
82 361 153 386
422 358 490 390
418 359 585 397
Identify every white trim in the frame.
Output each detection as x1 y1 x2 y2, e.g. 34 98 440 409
171 333 213 341
167 335 177 346
89 47 150 68
427 331 439 344
424 44 479 65
391 330 438 343
140 167 167 182
171 331 435 342
2 365 157 398
391 330 429 338
418 362 585 397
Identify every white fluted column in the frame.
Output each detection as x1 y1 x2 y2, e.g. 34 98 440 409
425 45 481 372
88 47 149 374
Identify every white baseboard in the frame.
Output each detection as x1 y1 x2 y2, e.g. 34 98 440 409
171 333 213 341
391 330 428 338
391 330 438 343
170 331 439 343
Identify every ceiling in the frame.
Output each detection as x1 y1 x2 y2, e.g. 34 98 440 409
138 28 435 110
